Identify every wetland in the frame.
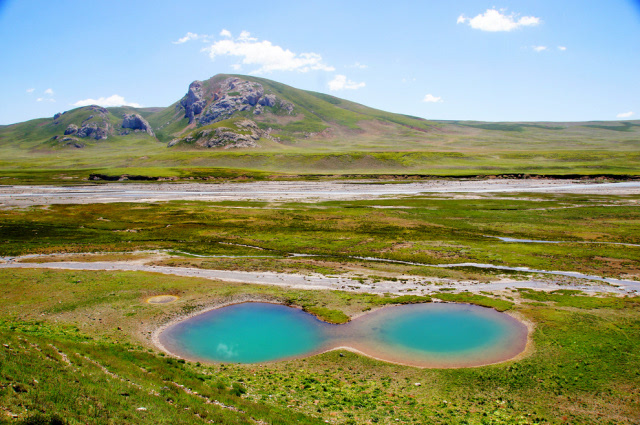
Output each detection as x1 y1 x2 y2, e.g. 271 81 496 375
1 182 639 424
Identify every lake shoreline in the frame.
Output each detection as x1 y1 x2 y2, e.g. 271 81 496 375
154 300 531 369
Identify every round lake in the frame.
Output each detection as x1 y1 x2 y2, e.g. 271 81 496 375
158 302 528 367
160 302 326 363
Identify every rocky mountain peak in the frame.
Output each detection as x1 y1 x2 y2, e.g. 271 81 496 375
177 76 294 128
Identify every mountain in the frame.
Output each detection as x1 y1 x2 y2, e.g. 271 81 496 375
0 74 438 151
1 74 639 181
154 74 438 148
2 73 640 152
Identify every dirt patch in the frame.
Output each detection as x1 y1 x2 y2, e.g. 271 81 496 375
146 295 179 304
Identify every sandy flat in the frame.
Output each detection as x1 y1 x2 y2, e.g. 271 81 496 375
0 179 639 206
1 260 636 295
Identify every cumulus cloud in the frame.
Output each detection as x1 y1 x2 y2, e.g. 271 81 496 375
201 30 334 74
457 9 540 32
220 29 232 38
558 46 567 51
533 45 548 52
238 30 257 41
617 111 634 118
173 32 210 44
44 88 54 95
72 94 141 108
423 94 443 103
328 75 366 91
26 88 35 93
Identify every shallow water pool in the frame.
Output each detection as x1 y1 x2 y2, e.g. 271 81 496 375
158 302 528 368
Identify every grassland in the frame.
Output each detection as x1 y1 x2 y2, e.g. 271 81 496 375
1 73 639 183
0 267 639 424
1 194 638 279
1 192 640 424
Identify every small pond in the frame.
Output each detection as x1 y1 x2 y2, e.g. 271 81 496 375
158 302 528 368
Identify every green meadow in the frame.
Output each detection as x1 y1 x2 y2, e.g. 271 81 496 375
0 192 639 423
1 194 638 278
0 268 639 424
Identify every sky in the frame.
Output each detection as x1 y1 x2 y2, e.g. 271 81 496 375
1 0 639 125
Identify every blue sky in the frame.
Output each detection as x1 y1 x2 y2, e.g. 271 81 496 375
1 0 638 125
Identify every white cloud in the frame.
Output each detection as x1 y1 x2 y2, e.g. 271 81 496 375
347 62 368 69
457 9 540 32
328 75 365 91
26 88 35 93
558 46 567 51
423 94 443 103
173 32 207 44
72 94 141 108
532 45 548 52
202 31 335 74
617 111 634 118
37 97 56 103
44 88 54 95
238 30 257 41
220 29 232 38
230 64 242 71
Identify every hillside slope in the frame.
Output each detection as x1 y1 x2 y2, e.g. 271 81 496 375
1 73 639 181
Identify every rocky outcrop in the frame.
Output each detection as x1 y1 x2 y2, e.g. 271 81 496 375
67 105 112 140
259 94 277 107
48 104 154 143
60 137 85 149
180 80 206 124
121 113 155 137
280 100 294 114
76 122 109 140
168 119 278 149
87 105 109 115
64 124 78 135
178 77 294 127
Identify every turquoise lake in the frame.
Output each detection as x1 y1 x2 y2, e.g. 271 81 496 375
159 302 528 367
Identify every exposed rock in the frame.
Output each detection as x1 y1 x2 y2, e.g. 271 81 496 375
258 94 277 107
122 114 155 137
61 137 85 148
180 80 206 124
76 122 109 140
178 77 291 127
280 100 295 114
87 105 109 115
170 119 278 149
64 124 78 135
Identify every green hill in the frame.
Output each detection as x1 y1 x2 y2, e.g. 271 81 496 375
1 73 639 182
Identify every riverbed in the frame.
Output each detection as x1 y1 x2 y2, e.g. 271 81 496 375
1 179 639 206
